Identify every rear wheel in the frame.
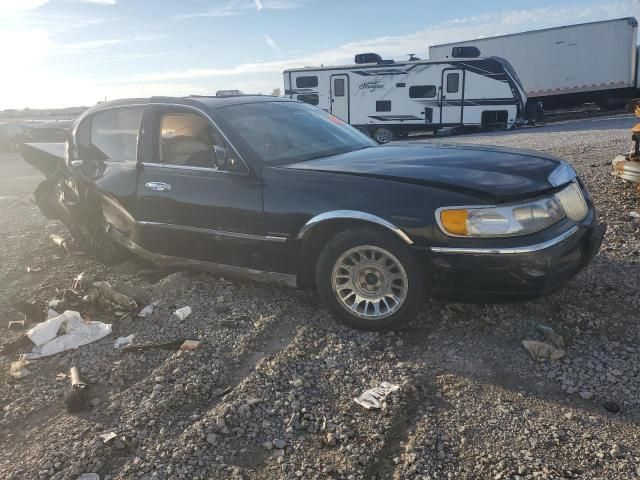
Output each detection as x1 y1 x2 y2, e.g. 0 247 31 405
316 228 424 330
371 127 394 144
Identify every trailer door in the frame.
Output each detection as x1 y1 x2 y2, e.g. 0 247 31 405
330 74 349 122
440 69 464 125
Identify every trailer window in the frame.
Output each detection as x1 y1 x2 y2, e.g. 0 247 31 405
376 101 391 112
296 76 318 88
446 73 460 93
334 78 345 97
297 94 319 106
409 85 436 98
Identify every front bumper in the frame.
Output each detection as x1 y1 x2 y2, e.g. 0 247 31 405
424 213 606 303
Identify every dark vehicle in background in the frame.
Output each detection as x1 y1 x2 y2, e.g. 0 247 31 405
19 96 605 329
0 120 71 152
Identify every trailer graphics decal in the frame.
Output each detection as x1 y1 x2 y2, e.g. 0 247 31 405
358 78 384 92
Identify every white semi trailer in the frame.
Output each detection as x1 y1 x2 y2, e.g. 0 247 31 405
429 17 640 110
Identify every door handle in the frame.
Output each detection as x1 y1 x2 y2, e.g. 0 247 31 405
145 181 172 192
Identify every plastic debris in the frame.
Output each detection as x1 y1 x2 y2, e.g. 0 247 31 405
50 234 85 255
90 281 138 312
180 339 201 350
138 300 159 318
354 382 400 410
114 334 135 349
8 319 25 331
628 211 640 218
10 359 31 379
535 323 566 349
64 366 90 412
173 306 192 321
77 473 100 480
24 310 112 359
120 339 186 353
99 432 117 443
26 266 43 273
522 339 565 361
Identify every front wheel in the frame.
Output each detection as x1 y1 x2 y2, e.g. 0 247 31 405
316 228 425 330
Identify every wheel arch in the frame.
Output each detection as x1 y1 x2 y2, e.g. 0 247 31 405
296 211 413 288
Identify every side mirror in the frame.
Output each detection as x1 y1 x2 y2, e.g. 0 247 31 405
212 145 228 170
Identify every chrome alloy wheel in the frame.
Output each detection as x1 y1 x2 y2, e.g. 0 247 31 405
331 245 409 320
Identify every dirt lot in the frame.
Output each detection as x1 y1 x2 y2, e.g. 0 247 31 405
1 115 639 480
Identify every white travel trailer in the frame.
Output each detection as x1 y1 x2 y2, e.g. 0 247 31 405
283 53 527 142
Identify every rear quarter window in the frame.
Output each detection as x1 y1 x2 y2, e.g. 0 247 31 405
78 107 144 162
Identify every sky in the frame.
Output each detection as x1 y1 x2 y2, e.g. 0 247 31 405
1 0 640 109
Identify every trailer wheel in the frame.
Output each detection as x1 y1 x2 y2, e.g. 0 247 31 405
371 127 394 144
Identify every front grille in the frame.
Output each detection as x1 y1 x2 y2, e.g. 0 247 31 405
554 182 588 221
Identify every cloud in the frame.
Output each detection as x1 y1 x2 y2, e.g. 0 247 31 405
137 1 640 86
5 0 640 109
263 34 282 57
76 0 117 4
0 1 50 15
177 0 303 19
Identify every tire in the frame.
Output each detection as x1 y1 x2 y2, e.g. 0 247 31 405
371 127 394 144
315 228 425 330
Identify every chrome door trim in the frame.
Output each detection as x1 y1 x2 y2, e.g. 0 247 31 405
297 210 413 245
137 220 287 242
429 226 579 254
110 228 296 287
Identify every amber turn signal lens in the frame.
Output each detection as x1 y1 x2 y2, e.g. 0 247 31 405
439 209 469 236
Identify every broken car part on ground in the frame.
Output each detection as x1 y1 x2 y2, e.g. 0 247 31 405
19 95 605 330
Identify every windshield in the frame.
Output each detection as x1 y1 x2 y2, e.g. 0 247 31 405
217 101 376 165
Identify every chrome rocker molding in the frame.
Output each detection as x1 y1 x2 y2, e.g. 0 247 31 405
430 226 579 255
109 228 297 287
138 221 288 242
297 210 414 245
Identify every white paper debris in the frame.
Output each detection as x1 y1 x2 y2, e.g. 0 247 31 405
354 382 400 410
24 310 112 359
114 334 135 349
138 300 159 318
173 306 192 321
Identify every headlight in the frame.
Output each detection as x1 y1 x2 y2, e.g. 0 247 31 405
437 182 587 237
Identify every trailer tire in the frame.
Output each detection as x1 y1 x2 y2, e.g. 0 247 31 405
371 127 394 144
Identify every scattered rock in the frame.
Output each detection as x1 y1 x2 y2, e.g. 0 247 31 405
603 401 620 413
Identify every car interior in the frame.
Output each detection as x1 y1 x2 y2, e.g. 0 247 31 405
159 112 221 168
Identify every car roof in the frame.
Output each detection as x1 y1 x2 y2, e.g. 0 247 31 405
83 95 293 116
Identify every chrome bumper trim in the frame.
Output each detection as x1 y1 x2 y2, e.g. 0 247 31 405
429 226 579 255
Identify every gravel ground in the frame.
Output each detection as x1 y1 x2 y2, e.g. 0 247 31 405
1 115 639 480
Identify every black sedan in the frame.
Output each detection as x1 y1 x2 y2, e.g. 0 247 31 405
20 95 605 329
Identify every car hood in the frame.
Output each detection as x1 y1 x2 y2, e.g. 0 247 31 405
281 144 569 201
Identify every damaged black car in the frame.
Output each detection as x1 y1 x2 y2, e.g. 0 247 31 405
19 96 606 329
